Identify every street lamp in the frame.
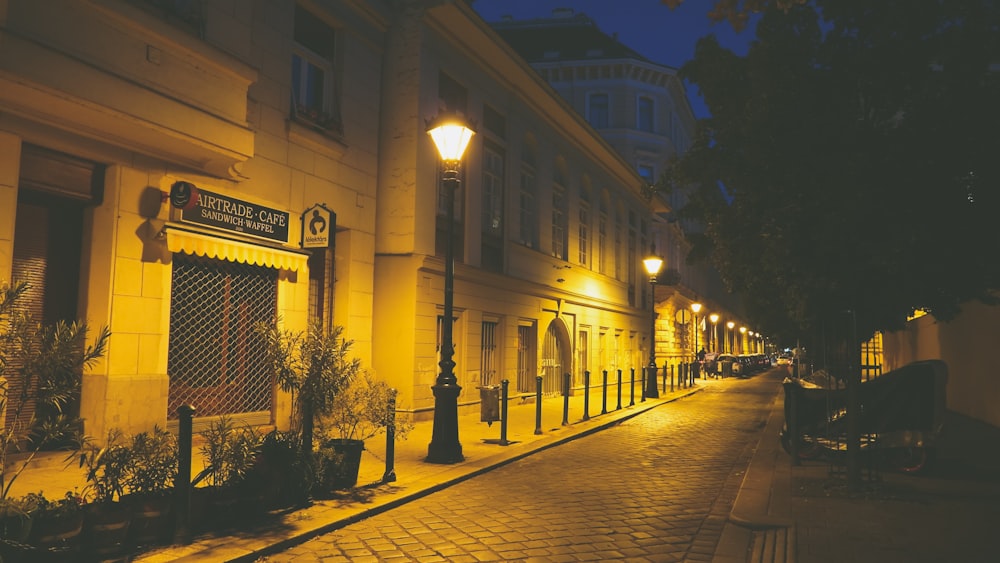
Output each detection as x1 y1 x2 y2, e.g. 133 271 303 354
691 302 702 360
426 113 475 464
726 321 735 353
739 326 747 355
709 314 719 353
643 254 663 399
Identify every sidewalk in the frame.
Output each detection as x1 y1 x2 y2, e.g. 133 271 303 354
716 371 1000 563
15 374 702 562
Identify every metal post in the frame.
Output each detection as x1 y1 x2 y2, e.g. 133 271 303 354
629 368 635 406
641 367 647 402
646 277 660 399
174 404 195 545
500 379 510 446
670 364 675 392
562 372 570 426
427 165 463 464
601 370 608 414
382 390 397 483
662 362 667 394
616 369 622 410
535 375 543 435
583 370 591 421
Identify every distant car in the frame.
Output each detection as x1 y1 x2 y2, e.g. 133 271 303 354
777 354 793 366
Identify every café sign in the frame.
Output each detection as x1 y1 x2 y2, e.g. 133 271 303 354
176 185 289 244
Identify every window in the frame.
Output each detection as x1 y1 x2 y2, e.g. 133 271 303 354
551 167 568 260
482 141 505 272
439 72 468 116
292 6 340 133
637 96 654 132
587 93 609 129
578 184 590 266
615 209 623 280
638 165 655 186
518 143 538 248
598 206 607 275
517 323 537 393
481 320 498 386
628 210 637 304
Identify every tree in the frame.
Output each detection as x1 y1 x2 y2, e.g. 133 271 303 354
661 0 807 31
668 0 1000 345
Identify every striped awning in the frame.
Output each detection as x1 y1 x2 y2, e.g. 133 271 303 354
163 224 308 273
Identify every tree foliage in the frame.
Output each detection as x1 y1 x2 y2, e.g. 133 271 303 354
668 0 1000 343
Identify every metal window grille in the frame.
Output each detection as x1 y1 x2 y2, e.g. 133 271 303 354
541 324 563 394
167 254 277 422
517 324 535 393
481 321 497 386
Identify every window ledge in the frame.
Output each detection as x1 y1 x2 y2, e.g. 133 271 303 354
287 118 348 159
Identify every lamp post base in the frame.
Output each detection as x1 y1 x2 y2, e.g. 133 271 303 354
644 364 659 399
426 381 464 464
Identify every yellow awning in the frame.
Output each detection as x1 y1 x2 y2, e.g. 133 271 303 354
164 225 308 273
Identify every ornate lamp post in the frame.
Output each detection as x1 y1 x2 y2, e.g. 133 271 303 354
691 302 702 359
709 314 719 353
739 326 747 355
642 254 663 399
426 114 475 464
726 321 735 353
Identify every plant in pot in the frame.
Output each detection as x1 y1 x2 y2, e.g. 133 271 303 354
258 320 361 491
123 426 177 547
316 372 414 491
193 416 263 528
252 429 311 510
23 490 85 557
76 429 133 560
0 281 110 502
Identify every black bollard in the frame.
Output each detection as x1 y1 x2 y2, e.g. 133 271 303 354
500 379 510 446
641 367 647 402
670 363 675 392
601 370 608 414
382 390 397 483
662 362 667 394
535 375 543 435
562 372 570 426
174 404 195 545
629 368 636 407
583 371 591 421
616 369 622 410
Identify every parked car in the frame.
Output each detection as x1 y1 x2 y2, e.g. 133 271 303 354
716 353 740 377
776 354 793 366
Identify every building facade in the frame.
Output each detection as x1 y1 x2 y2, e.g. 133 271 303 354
0 0 680 438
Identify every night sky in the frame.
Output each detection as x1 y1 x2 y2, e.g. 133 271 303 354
471 0 758 118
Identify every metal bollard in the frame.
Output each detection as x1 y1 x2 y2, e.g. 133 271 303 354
616 369 622 410
670 364 675 392
661 363 667 394
382 390 397 483
562 372 570 426
583 370 591 421
641 367 647 402
174 404 195 545
535 375 543 435
601 370 609 414
500 379 510 446
629 368 636 407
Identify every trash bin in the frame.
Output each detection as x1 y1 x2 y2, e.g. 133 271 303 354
691 361 701 379
722 360 732 378
479 385 501 426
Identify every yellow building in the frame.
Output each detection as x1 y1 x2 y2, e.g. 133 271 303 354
0 0 738 440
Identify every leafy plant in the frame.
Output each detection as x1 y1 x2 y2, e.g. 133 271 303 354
0 281 110 502
125 426 177 498
194 416 262 489
258 321 361 455
76 429 133 505
320 372 413 442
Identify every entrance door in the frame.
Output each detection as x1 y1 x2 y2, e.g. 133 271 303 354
541 320 571 395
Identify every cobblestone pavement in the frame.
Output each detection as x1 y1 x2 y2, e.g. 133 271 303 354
257 375 778 562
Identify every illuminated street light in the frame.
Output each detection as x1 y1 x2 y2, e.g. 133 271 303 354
426 113 475 464
643 254 663 399
726 321 735 353
739 326 747 355
709 314 719 353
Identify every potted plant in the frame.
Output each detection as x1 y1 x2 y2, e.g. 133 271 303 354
251 429 311 510
258 321 361 460
0 281 109 504
76 429 133 560
316 372 413 491
124 427 177 546
23 491 84 556
192 416 263 527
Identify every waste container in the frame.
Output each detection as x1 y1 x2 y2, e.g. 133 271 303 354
691 361 701 379
479 385 501 426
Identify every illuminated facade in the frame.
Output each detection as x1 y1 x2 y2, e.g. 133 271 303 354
0 0 669 435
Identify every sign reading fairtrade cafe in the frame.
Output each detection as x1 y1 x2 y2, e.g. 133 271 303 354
170 181 289 243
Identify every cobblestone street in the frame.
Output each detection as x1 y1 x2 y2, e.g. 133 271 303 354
259 374 779 562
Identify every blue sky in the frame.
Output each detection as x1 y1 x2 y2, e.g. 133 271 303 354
471 0 758 118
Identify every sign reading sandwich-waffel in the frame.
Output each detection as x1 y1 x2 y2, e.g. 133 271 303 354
178 187 290 244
